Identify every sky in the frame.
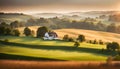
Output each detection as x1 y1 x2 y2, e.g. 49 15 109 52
0 0 120 13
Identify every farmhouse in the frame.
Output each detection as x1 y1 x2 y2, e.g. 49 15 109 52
43 31 59 40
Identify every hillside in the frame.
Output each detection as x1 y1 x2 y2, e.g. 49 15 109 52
0 13 34 23
54 29 120 43
17 26 120 43
0 36 108 61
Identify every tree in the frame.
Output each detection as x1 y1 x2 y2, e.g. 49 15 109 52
77 34 85 42
116 25 120 34
10 21 24 28
38 18 48 23
5 28 12 35
63 35 69 41
0 22 9 27
107 43 112 51
74 42 80 47
68 37 74 42
0 22 12 35
93 39 98 44
0 26 6 35
112 42 119 51
99 40 104 45
24 27 32 36
13 29 20 36
106 24 117 33
10 21 19 28
106 42 119 51
37 26 48 38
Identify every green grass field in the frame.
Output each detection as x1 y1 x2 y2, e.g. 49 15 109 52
0 36 117 61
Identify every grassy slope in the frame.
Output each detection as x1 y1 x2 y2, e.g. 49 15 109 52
0 36 117 61
18 26 120 43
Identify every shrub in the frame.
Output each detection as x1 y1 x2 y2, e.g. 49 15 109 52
74 42 80 47
77 34 85 42
99 40 104 45
68 38 74 42
113 55 120 61
63 35 69 41
92 39 98 44
87 40 92 44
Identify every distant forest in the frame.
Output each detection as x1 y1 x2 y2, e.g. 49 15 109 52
0 12 120 34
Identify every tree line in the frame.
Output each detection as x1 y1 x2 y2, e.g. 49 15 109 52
0 22 20 36
2 17 120 34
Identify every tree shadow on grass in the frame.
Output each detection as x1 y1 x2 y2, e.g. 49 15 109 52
0 53 65 61
0 41 117 56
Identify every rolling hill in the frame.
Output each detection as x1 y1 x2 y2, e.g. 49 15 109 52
0 36 108 61
0 13 34 23
54 29 120 43
17 26 120 43
0 26 119 61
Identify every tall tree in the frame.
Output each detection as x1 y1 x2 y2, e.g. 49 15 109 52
77 34 85 42
13 29 20 36
24 27 32 36
37 26 48 38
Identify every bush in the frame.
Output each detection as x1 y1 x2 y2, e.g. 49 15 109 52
92 39 98 44
63 35 69 41
99 40 104 45
74 42 80 47
113 55 120 61
87 40 92 44
77 34 85 42
68 38 74 42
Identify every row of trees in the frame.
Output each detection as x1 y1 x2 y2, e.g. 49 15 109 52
26 17 120 34
106 23 120 34
1 15 120 34
23 26 48 38
108 14 120 22
0 22 20 36
0 21 48 37
10 21 24 28
87 39 104 45
63 34 85 42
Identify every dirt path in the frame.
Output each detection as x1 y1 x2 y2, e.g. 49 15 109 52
0 60 120 69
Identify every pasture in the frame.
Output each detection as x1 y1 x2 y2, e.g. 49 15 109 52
0 36 117 61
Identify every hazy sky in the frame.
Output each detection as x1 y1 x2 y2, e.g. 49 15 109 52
0 0 120 13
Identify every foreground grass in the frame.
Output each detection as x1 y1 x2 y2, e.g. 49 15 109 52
0 36 117 61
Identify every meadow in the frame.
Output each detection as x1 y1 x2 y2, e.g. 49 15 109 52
0 36 117 61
